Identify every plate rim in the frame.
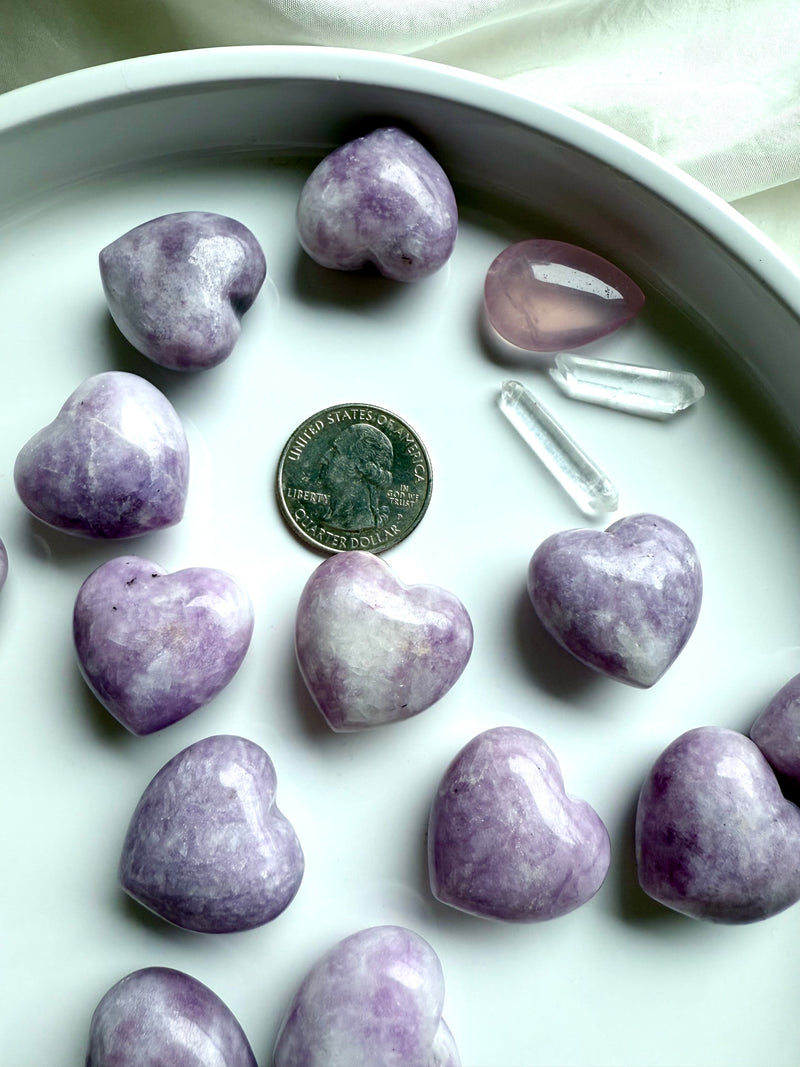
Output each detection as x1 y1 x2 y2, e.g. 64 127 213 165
2 43 800 317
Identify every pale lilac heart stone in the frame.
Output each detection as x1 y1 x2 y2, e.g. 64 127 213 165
635 726 800 922
528 512 702 687
73 556 254 735
272 925 460 1067
100 211 267 370
119 734 304 933
750 673 800 782
429 726 611 922
295 550 473 731
14 371 189 538
86 966 257 1067
296 126 458 281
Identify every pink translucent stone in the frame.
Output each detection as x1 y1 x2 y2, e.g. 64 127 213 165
484 239 645 352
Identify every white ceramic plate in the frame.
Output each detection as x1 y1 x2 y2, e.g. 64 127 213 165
2 46 800 1067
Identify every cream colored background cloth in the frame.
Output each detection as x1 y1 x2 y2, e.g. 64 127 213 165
3 0 800 262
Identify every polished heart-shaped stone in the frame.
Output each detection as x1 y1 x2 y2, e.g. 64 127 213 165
86 966 257 1067
100 211 267 370
0 536 6 592
73 556 254 735
428 726 611 922
750 672 800 783
635 726 800 922
273 925 461 1067
295 550 473 731
14 371 189 538
528 512 702 687
483 238 645 352
119 734 304 933
296 126 458 281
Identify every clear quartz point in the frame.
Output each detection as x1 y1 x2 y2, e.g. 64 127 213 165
498 379 619 516
549 352 705 418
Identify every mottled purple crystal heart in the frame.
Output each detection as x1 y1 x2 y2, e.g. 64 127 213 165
14 371 189 538
484 238 644 352
297 126 458 281
428 726 610 922
100 210 267 370
73 555 254 735
119 734 304 933
528 512 702 687
750 672 800 783
273 925 460 1067
295 550 473 731
86 966 257 1067
635 726 800 922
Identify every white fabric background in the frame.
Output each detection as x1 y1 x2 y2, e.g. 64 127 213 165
2 0 799 261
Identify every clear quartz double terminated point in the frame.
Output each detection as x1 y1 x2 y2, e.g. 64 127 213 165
498 379 619 517
550 353 705 418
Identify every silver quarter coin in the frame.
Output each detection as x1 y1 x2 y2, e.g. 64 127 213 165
276 402 433 553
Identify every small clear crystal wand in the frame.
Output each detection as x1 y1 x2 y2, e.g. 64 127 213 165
498 379 619 516
549 352 705 418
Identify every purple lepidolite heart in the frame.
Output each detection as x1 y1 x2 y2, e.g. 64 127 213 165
100 211 267 370
428 726 611 922
73 556 254 735
295 550 473 731
14 371 189 538
635 725 800 922
750 673 800 783
528 512 702 687
86 966 257 1066
119 734 304 933
296 126 458 281
272 925 461 1067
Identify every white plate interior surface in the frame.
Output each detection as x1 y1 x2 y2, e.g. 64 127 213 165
1 47 800 1067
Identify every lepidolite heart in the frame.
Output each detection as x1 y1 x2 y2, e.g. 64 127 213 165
635 726 800 922
14 371 189 538
428 726 610 922
272 925 461 1067
100 211 267 370
296 126 458 282
528 512 702 687
73 556 254 735
750 672 800 783
119 734 304 933
295 551 473 731
86 966 257 1067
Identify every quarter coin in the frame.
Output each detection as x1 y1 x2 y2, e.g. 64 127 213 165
276 402 433 553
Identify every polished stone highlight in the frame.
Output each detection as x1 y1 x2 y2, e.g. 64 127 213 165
550 352 705 418
73 556 254 735
297 126 458 281
499 379 619 516
14 371 189 538
428 726 610 922
484 239 644 351
273 925 460 1067
100 211 267 370
86 966 257 1067
750 672 800 782
119 734 304 933
635 726 800 922
528 513 702 687
295 550 473 731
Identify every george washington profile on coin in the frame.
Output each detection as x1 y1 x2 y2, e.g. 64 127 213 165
319 422 394 531
277 402 432 554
